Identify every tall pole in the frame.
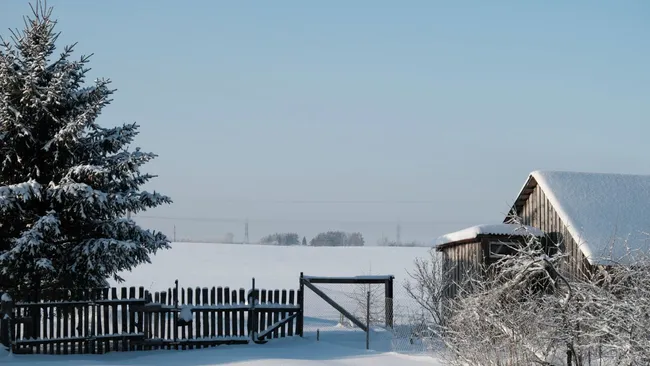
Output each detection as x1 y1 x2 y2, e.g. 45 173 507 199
244 219 249 244
366 290 370 350
173 225 176 242
396 223 401 245
385 276 394 328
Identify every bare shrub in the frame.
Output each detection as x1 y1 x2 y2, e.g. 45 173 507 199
411 217 650 365
402 248 450 346
345 282 386 326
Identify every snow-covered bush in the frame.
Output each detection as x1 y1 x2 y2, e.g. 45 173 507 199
0 1 171 298
438 218 650 366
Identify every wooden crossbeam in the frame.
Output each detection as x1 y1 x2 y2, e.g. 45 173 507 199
303 275 393 284
301 280 368 332
257 313 298 341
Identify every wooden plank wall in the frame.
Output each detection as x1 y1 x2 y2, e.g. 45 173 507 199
441 242 482 299
518 183 592 278
7 285 301 354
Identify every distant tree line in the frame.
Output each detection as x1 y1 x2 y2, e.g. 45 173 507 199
260 231 365 247
259 233 301 246
310 231 364 246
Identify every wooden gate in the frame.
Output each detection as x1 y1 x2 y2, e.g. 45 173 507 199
247 278 301 344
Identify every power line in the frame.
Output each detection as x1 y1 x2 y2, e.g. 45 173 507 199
181 199 444 204
132 214 480 226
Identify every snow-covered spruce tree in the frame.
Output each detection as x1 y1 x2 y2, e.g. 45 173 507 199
0 2 171 298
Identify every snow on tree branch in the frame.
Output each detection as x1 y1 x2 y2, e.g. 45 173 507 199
0 180 42 212
0 211 61 281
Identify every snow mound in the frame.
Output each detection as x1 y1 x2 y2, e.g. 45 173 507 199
179 305 193 322
435 224 543 246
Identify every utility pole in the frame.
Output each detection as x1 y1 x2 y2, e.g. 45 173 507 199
173 225 176 242
244 219 249 244
396 223 401 245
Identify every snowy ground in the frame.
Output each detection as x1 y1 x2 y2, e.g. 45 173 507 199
0 337 443 365
109 243 436 350
1 243 446 364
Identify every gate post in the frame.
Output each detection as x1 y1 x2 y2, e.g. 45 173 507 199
385 276 394 328
297 272 304 337
249 278 257 341
0 294 14 351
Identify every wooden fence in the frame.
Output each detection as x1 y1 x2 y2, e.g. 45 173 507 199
0 279 303 354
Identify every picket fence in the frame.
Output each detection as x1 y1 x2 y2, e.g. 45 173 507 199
0 279 303 354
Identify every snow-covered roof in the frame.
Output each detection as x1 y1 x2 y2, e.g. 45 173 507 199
512 170 650 265
435 224 544 246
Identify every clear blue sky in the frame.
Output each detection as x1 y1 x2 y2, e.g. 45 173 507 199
2 1 649 244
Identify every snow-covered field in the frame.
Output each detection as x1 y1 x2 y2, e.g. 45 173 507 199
1 243 446 365
110 243 434 343
112 243 431 291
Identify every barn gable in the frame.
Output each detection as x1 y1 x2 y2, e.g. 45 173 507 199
506 170 650 268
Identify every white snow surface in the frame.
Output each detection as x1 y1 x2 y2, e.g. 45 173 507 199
112 243 429 291
435 223 544 246
0 338 443 365
179 305 193 322
527 170 650 264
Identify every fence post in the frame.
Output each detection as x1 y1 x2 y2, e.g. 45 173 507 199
31 289 42 342
249 278 257 342
0 293 14 351
365 291 370 350
297 272 304 337
385 276 394 328
174 280 179 343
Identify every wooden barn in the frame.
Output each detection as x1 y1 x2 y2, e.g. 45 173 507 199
435 224 544 299
436 170 650 299
505 170 650 278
